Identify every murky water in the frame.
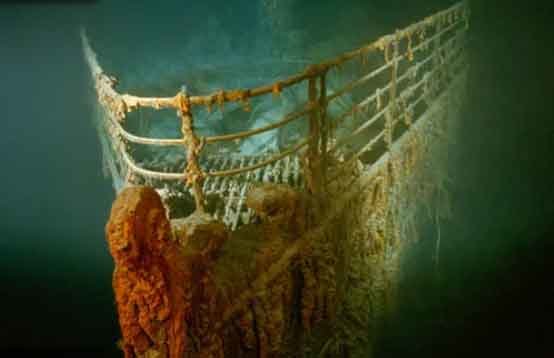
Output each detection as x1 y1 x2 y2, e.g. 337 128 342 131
1 0 552 355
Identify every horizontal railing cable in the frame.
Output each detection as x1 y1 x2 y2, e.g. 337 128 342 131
81 1 467 113
325 16 462 105
205 137 310 177
329 26 464 133
205 105 314 144
83 0 469 227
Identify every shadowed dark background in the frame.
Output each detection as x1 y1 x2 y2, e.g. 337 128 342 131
0 0 552 356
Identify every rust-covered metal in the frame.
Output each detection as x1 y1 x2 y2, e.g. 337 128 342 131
82 1 469 217
176 91 206 212
106 187 190 358
95 2 469 356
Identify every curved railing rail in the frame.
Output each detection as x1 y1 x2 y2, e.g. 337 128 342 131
83 1 470 226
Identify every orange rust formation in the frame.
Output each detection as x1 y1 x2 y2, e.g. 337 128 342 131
105 184 333 357
104 181 404 357
106 186 190 358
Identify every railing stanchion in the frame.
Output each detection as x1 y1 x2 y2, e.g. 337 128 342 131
307 76 322 195
177 89 206 212
385 34 400 151
319 72 328 187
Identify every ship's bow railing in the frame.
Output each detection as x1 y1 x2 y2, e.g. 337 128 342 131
82 1 470 229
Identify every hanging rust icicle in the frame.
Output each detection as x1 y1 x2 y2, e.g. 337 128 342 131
272 81 282 98
216 90 225 112
238 89 252 112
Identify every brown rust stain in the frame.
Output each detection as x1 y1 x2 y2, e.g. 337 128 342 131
106 186 190 358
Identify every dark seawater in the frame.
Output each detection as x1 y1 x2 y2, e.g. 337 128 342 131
0 0 552 356
378 1 554 357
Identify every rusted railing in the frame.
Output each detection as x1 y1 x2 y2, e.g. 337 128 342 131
82 1 469 226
